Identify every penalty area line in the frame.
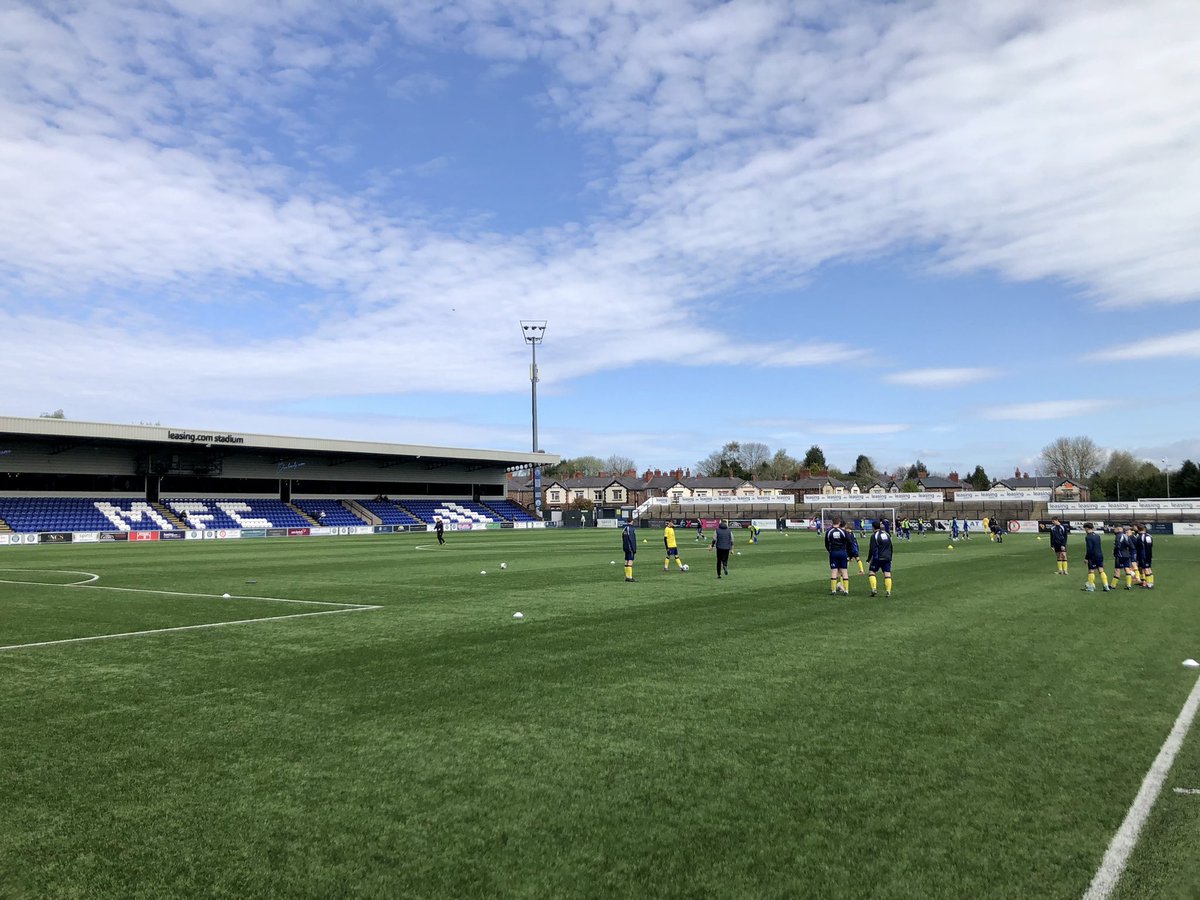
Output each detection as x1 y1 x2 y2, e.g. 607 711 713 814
1083 673 1200 900
0 605 381 653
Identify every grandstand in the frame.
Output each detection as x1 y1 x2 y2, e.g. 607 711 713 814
0 415 552 539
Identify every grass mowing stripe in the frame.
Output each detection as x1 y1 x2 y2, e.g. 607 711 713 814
1083 673 1200 900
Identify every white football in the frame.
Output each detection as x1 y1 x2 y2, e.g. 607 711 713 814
222 592 231 598
681 564 689 571
500 562 508 570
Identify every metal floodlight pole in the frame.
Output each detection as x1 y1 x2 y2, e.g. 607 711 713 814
1163 458 1170 499
520 320 547 453
521 320 547 520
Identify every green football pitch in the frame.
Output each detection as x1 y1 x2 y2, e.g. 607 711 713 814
2 529 1199 899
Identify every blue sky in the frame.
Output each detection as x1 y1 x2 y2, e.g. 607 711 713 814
2 0 1199 478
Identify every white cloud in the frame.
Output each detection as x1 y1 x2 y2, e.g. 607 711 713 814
981 399 1108 421
885 367 999 388
1087 328 1200 362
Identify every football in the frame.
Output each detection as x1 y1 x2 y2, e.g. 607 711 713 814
500 562 508 569
681 564 689 571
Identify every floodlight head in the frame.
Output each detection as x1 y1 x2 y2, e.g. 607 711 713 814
520 320 547 344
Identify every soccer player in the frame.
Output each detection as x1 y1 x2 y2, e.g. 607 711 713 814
950 519 960 542
750 523 761 544
848 526 864 575
962 519 970 540
1136 523 1155 588
622 522 638 582
663 522 685 572
435 517 445 545
868 519 894 598
825 516 852 595
1082 522 1111 592
983 516 991 541
1049 517 1069 575
1111 525 1135 590
695 520 704 542
711 520 733 578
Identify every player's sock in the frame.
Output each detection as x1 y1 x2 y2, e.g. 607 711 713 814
676 558 683 569
624 565 633 579
1087 573 1095 588
885 576 892 594
1125 574 1133 589
1110 576 1118 589
831 578 837 593
869 574 877 592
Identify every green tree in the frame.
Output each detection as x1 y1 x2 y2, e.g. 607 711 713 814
967 465 990 491
1177 459 1200 497
802 445 827 470
546 455 605 477
900 479 919 493
852 454 877 477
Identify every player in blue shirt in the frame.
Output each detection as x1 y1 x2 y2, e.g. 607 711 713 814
868 519 894 598
950 519 959 542
1082 523 1111 592
825 517 852 595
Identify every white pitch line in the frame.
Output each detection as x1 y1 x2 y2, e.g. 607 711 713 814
0 605 380 653
1083 674 1200 900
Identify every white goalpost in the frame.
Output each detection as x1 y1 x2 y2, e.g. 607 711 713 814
818 507 897 535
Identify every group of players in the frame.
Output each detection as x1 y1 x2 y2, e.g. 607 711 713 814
624 514 1160 598
1048 517 1157 592
823 517 895 598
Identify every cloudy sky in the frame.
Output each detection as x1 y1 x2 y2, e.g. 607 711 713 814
2 0 1199 477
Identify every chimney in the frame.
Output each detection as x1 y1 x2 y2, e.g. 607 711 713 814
1014 467 1021 478
799 468 811 479
819 469 829 477
917 470 928 479
655 468 661 477
1023 471 1029 479
626 468 636 477
949 471 959 482
685 467 691 478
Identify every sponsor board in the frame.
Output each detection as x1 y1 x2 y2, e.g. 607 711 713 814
454 522 475 531
352 526 372 536
129 531 160 542
240 529 266 539
213 530 241 540
1173 523 1200 535
954 491 1051 502
39 532 74 543
267 527 290 537
752 519 776 530
0 534 19 545
597 519 620 528
807 493 943 504
288 528 311 537
100 532 130 542
1005 520 1039 533
74 533 100 543
186 530 204 540
373 525 395 534
159 531 186 540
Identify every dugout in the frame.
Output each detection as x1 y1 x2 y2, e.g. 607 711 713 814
0 415 556 505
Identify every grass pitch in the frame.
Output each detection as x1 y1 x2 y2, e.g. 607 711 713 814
2 529 1199 898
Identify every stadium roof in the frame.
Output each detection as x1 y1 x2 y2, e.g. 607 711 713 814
0 415 557 470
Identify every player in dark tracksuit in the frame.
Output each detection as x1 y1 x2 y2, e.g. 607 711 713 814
711 520 733 578
868 519 894 598
1049 518 1068 575
825 518 852 595
622 522 638 582
1112 526 1135 590
1082 523 1110 592
435 518 445 545
847 527 864 575
1136 524 1155 588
